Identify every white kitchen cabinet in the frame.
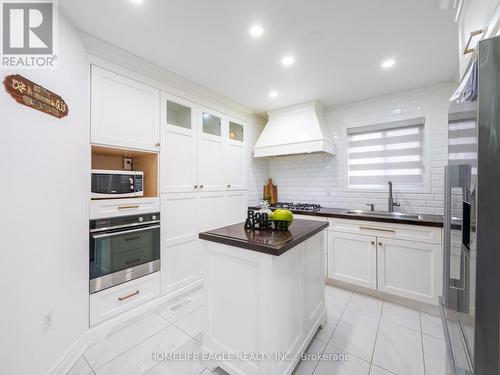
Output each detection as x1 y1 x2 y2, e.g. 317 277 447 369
90 197 160 219
91 65 160 151
159 95 247 194
160 190 246 296
226 119 246 191
160 94 197 193
90 272 160 326
327 231 377 289
377 237 442 305
225 191 248 226
198 108 227 192
197 192 227 231
160 193 201 295
295 214 329 277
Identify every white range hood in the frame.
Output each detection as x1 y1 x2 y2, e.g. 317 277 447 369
253 101 336 158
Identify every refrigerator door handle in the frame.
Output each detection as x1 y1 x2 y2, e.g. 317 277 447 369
450 244 470 292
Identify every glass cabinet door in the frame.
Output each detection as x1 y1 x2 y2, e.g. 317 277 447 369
229 121 244 142
202 112 222 136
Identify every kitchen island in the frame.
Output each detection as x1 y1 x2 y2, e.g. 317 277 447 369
199 219 329 375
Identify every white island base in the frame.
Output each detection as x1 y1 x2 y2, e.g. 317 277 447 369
200 228 327 375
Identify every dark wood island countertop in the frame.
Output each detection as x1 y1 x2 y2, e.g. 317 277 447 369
199 219 329 256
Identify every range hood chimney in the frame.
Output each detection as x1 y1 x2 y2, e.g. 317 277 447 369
253 101 336 158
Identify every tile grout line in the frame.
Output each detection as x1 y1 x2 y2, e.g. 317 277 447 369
85 318 173 372
82 355 96 375
311 289 353 375
368 300 384 373
419 311 427 375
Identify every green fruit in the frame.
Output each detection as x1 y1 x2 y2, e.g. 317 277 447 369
271 209 293 224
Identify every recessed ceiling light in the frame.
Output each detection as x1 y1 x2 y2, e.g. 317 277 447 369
130 0 143 4
249 25 264 38
268 90 278 99
281 55 295 67
381 59 396 69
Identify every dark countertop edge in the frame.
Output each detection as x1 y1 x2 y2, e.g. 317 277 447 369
248 207 443 228
199 221 329 256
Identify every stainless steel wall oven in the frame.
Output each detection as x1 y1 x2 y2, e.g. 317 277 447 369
89 212 160 293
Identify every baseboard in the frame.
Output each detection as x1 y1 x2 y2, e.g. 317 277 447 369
325 277 441 316
48 279 204 375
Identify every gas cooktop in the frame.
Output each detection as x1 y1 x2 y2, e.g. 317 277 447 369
271 202 322 211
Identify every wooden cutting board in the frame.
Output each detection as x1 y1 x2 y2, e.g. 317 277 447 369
263 178 278 204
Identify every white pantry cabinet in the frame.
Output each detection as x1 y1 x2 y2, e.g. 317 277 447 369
226 117 247 191
160 94 197 193
197 108 227 192
91 65 160 151
377 237 442 304
160 193 201 295
160 191 247 295
160 93 247 194
328 232 377 289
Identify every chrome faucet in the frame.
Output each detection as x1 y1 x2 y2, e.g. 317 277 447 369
366 203 375 212
388 181 400 212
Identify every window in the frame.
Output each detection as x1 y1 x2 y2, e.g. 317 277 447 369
347 117 425 190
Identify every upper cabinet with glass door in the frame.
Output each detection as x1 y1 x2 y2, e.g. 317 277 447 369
226 118 246 191
198 108 227 192
160 93 198 193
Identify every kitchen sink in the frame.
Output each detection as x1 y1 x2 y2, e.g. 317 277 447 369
343 210 424 220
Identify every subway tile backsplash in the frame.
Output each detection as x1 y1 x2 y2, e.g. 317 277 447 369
253 82 455 215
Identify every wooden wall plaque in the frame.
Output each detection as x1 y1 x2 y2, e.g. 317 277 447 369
3 74 68 118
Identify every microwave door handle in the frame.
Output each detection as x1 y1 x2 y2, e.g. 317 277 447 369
91 225 160 239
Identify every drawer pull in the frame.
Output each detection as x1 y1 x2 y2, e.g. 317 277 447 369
360 225 395 233
118 290 140 301
464 29 484 55
379 242 383 246
118 205 140 210
371 241 375 245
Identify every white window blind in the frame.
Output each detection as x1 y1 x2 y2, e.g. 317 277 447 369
347 117 425 190
448 111 477 175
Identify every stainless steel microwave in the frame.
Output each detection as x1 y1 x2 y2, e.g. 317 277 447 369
91 169 144 199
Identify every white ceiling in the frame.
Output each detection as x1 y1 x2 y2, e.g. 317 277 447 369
60 0 458 113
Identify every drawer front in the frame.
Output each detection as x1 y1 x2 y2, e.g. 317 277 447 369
90 272 160 326
90 197 160 219
329 218 442 245
294 214 329 222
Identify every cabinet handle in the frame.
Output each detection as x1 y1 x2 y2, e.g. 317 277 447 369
155 142 160 147
118 205 140 210
464 29 484 55
200 185 204 188
194 185 198 189
378 242 383 246
118 290 139 301
227 184 231 188
360 225 395 233
371 241 375 245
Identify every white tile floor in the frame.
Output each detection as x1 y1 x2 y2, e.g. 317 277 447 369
67 286 446 375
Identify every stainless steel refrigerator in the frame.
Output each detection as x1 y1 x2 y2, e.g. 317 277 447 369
442 35 500 375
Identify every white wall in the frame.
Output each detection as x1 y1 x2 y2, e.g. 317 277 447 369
267 82 455 215
246 115 269 205
0 15 89 375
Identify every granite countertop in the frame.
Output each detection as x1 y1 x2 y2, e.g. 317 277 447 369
248 206 443 228
199 219 329 256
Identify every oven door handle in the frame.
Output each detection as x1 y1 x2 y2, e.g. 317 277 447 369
91 225 160 239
